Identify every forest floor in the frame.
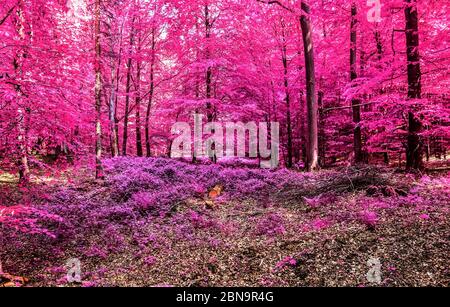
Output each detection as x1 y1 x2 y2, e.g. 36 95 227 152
0 157 449 287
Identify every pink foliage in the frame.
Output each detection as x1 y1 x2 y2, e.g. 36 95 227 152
359 211 379 228
0 205 62 238
255 213 286 237
274 256 297 271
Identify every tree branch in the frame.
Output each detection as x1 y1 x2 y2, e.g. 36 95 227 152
0 4 16 26
256 0 311 15
256 0 295 13
323 102 376 113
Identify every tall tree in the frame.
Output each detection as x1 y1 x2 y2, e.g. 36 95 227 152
145 26 156 157
204 4 214 122
350 2 363 163
280 18 293 168
14 0 30 184
404 0 423 170
122 16 135 156
135 30 143 157
105 5 123 158
300 1 319 171
258 0 319 171
94 0 104 179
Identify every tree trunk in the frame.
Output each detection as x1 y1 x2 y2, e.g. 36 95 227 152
300 2 319 171
14 0 30 184
375 29 389 161
205 5 214 123
114 18 125 155
145 27 156 157
122 19 135 156
281 20 293 168
135 34 143 157
94 0 104 179
299 91 307 166
318 90 326 167
204 4 216 162
350 3 363 163
17 108 30 184
108 28 119 158
113 86 120 154
404 0 423 170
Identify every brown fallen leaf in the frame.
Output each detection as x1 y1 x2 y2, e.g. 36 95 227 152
1 281 16 287
208 184 224 199
0 273 29 287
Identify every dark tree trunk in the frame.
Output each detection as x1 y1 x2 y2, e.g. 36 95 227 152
14 1 30 184
122 20 135 156
18 108 30 184
318 90 326 167
375 29 390 161
94 0 104 179
113 23 122 155
122 56 132 156
375 31 383 58
135 34 143 157
204 4 216 162
300 2 319 171
384 152 390 165
145 27 156 157
114 69 120 155
281 19 293 168
108 24 120 158
404 0 423 170
205 5 214 122
350 3 363 164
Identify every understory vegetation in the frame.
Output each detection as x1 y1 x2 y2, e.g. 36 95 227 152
1 158 448 287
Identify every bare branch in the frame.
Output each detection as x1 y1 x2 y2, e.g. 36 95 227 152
323 102 376 113
256 0 295 13
0 4 16 26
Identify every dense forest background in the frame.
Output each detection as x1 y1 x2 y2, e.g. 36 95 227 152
0 0 448 179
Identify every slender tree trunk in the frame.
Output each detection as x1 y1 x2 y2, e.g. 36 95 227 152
281 20 293 168
145 27 156 157
192 22 200 163
122 56 132 156
318 90 326 167
299 91 307 165
204 4 216 162
114 104 120 153
109 30 119 158
108 16 123 157
384 152 390 165
300 1 319 171
17 107 30 184
94 0 104 179
404 0 423 170
114 41 122 155
375 30 383 59
375 28 389 163
317 0 328 168
205 5 214 123
122 19 134 156
14 0 30 184
206 71 212 120
135 34 143 157
350 3 363 163
295 24 307 167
